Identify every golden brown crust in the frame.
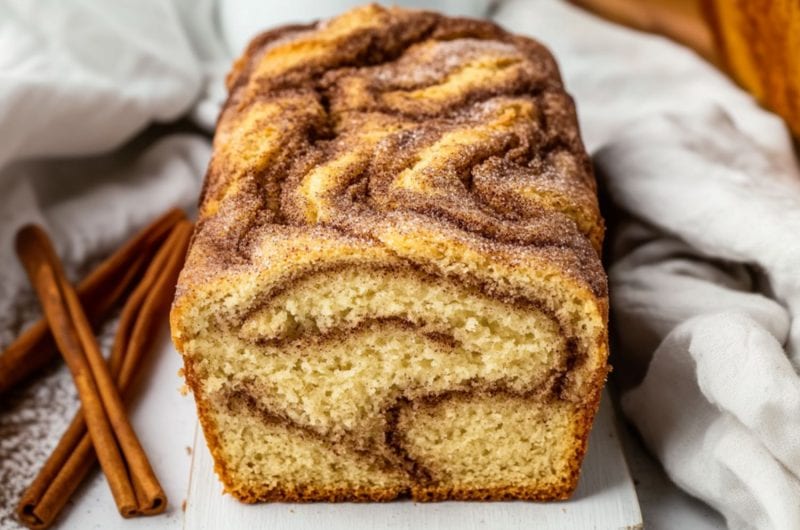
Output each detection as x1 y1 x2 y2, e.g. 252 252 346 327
175 3 604 302
172 3 608 504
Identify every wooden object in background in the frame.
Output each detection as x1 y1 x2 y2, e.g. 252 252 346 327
705 0 800 137
570 0 716 62
571 0 800 137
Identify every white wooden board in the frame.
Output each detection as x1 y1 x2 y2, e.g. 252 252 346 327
184 391 642 530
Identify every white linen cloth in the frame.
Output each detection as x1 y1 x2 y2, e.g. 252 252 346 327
1 1 799 529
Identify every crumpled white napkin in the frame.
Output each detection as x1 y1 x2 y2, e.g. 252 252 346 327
495 2 800 529
604 111 800 530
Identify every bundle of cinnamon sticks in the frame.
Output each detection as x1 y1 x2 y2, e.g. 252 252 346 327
1 209 192 529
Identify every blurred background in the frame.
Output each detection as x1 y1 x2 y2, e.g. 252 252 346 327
573 0 800 138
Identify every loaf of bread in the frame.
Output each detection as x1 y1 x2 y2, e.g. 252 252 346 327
171 4 608 503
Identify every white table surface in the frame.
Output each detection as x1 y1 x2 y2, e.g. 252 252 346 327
52 328 724 530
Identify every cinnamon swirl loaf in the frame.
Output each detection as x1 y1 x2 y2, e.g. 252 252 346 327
171 4 608 503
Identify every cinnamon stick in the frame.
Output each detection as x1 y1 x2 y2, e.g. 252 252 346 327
111 220 192 381
16 225 140 517
15 225 168 522
120 221 193 515
16 221 192 529
0 208 184 394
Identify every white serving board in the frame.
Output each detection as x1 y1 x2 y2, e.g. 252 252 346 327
184 391 642 530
